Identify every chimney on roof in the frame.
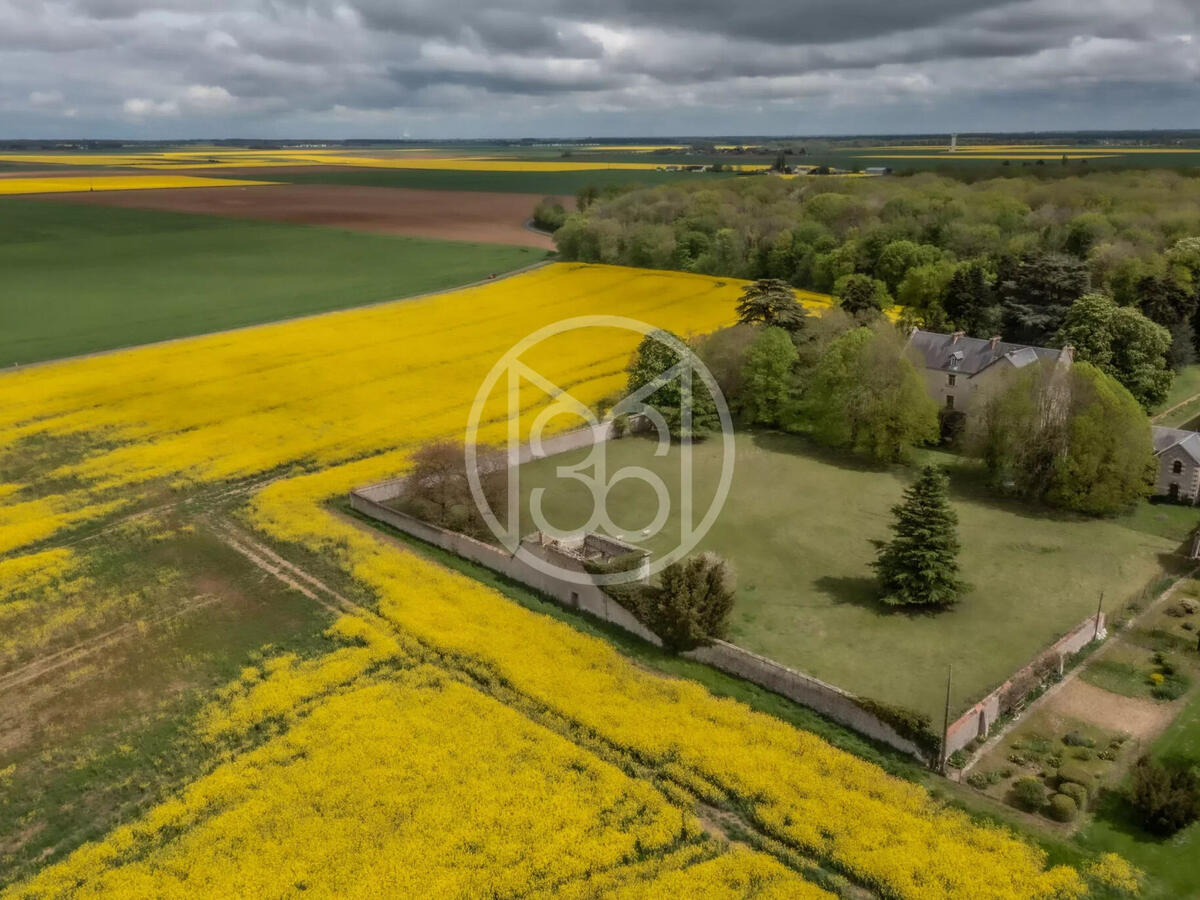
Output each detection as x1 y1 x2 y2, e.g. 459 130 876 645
951 331 965 344
989 335 1001 351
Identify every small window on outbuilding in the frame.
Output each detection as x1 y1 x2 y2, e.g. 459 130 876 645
1174 460 1184 475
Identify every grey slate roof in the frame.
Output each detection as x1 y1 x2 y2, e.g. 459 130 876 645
906 329 1062 375
1152 426 1200 463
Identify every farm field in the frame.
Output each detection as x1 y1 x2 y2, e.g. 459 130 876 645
0 263 1094 898
46 183 559 249
514 433 1188 723
257 166 738 194
0 198 540 365
0 174 274 195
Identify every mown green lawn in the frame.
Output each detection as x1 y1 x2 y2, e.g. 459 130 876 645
1154 364 1200 429
515 432 1187 722
0 199 542 365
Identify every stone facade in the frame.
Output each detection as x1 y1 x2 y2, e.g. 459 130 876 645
1152 426 1200 504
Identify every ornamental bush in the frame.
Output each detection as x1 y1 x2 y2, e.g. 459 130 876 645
1014 777 1047 811
1059 781 1089 810
1058 763 1097 798
1047 793 1078 822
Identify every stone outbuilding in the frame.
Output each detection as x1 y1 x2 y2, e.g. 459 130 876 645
1152 425 1200 503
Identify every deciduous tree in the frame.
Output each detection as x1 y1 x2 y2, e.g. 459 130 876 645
797 326 937 461
627 329 719 440
1058 292 1173 409
739 326 799 427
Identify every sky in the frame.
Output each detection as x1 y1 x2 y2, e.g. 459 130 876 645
2 0 1198 139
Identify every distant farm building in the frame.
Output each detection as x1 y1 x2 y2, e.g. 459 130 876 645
864 166 893 175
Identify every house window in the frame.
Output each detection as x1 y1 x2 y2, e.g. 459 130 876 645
1173 460 1183 475
945 395 955 409
948 374 956 387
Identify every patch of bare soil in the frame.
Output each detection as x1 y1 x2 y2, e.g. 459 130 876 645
1042 678 1178 742
44 182 561 249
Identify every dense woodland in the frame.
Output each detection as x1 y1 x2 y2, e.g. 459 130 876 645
551 172 1200 407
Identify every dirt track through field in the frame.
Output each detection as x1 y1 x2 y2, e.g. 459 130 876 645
42 183 561 249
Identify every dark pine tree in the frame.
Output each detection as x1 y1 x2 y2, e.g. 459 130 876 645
997 252 1090 345
873 465 966 609
734 278 809 332
942 261 998 337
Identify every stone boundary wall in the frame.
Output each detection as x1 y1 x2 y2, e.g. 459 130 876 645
686 641 929 760
348 489 660 645
943 612 1105 758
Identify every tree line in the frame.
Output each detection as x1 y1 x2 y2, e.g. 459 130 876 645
550 172 1200 409
631 280 1156 519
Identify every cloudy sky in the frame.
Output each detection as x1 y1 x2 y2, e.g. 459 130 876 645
2 0 1198 138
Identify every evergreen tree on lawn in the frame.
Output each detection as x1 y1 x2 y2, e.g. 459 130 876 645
874 466 966 609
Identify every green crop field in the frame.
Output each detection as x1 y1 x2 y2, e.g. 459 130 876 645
256 167 739 195
514 432 1190 722
0 198 543 365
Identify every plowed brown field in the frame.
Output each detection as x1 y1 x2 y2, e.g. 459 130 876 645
44 183 561 248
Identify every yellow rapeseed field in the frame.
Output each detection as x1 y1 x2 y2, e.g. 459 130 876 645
0 175 275 195
0 150 667 173
0 263 1090 898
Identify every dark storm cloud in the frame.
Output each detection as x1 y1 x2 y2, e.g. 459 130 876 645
1 0 1196 137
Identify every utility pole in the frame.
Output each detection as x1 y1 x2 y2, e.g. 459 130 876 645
939 663 953 773
1094 591 1104 641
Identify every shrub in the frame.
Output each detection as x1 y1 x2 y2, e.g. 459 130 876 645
1128 755 1200 836
1013 777 1047 811
946 749 969 769
1025 734 1053 756
635 553 735 653
1042 766 1058 781
1058 763 1097 797
1152 672 1191 700
1062 731 1094 748
967 772 990 789
1047 793 1078 822
1060 781 1089 809
1098 748 1117 761
851 697 939 754
1071 747 1093 761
